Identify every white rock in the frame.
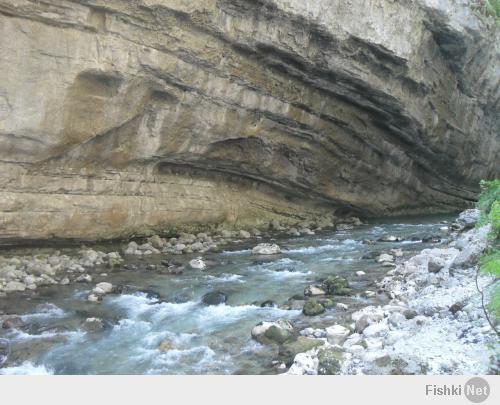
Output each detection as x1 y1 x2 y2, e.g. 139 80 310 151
304 285 326 296
189 258 206 270
363 323 389 338
336 303 349 311
252 243 281 255
95 282 113 294
378 253 394 263
326 324 351 345
356 271 366 276
4 281 25 292
87 294 101 303
287 352 318 375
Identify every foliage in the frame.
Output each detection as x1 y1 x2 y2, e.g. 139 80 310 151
473 0 500 22
483 0 500 19
480 250 500 277
489 284 500 319
477 179 500 326
477 179 500 226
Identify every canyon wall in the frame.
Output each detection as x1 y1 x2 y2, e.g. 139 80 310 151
0 0 499 242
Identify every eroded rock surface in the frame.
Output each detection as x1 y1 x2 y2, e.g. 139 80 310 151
0 0 498 242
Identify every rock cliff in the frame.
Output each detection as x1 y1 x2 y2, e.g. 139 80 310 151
0 0 499 242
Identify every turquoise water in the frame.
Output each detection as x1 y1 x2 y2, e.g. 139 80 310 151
0 216 451 374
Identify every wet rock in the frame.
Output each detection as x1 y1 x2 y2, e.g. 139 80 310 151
251 319 294 345
202 291 227 306
87 293 101 303
317 347 343 375
82 317 105 332
0 338 9 366
336 303 349 311
1 316 23 330
304 285 326 297
377 253 394 263
326 325 350 345
378 235 401 242
260 300 278 308
252 243 281 255
302 299 325 316
279 337 324 366
189 258 206 270
94 282 113 294
422 235 441 243
322 275 349 295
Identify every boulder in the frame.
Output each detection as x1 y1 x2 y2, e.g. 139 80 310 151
302 300 326 316
322 276 349 295
287 352 319 375
279 336 324 366
252 243 281 255
83 317 105 332
201 291 227 306
94 282 113 294
189 258 206 270
326 324 350 345
251 319 294 345
304 285 326 297
377 253 394 263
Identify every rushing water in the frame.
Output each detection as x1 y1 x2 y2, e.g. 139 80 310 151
0 216 453 375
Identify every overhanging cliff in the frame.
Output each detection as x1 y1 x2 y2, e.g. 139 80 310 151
0 0 498 241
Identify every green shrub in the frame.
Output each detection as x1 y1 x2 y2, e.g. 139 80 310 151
484 0 500 19
477 179 500 325
489 285 500 319
480 250 500 277
477 179 500 223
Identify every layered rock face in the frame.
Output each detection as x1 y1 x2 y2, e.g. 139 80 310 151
0 0 498 242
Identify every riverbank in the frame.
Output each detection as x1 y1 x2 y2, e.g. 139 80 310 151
0 212 496 374
0 214 352 298
282 210 499 375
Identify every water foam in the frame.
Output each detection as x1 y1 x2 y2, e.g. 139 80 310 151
0 362 53 375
